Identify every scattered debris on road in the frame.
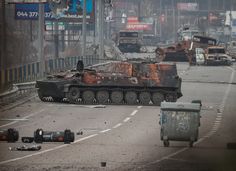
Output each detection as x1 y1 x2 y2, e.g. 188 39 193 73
0 118 29 121
0 128 19 142
34 129 75 144
76 131 83 135
22 137 34 143
9 145 41 151
101 162 106 167
227 143 236 150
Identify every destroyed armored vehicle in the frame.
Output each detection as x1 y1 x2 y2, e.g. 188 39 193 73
36 60 182 105
205 46 233 65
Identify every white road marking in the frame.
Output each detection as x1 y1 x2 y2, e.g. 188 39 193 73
0 134 98 165
0 109 45 128
216 118 222 121
113 123 122 129
73 134 98 143
130 110 138 116
123 117 131 122
100 129 111 133
0 118 29 121
137 106 142 109
143 66 235 168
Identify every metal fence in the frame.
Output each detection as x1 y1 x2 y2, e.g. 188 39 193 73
0 55 100 92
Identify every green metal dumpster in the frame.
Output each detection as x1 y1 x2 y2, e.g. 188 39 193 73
160 102 201 147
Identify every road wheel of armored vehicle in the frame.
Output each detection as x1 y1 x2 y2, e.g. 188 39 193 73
38 89 47 102
152 92 164 106
52 97 63 102
96 90 109 104
139 92 151 105
111 91 123 104
66 87 80 103
125 91 137 105
82 90 95 104
165 93 177 102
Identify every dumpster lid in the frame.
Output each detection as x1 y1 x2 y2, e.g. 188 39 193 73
161 102 201 111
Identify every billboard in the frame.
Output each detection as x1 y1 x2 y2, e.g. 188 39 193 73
7 0 47 3
177 3 199 11
126 17 153 31
15 0 95 22
15 3 53 20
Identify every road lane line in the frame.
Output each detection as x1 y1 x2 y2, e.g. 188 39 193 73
130 110 138 116
73 134 98 143
142 66 235 169
0 109 45 128
137 106 142 109
123 117 131 122
113 123 122 129
0 134 98 165
100 129 111 133
214 122 220 125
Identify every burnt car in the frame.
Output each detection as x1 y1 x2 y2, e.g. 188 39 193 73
36 60 182 105
205 46 233 65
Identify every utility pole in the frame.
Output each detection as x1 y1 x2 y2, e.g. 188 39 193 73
207 0 210 35
0 0 6 70
82 0 87 58
159 0 162 41
38 2 45 77
230 0 233 42
54 21 59 58
172 0 176 41
98 0 104 62
93 0 97 44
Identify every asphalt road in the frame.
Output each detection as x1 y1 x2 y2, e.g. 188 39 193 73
0 63 236 171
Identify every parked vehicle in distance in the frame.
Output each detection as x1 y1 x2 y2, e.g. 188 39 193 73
205 46 233 65
194 48 205 65
116 31 142 53
227 41 236 60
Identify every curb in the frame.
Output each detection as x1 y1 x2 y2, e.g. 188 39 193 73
0 82 36 106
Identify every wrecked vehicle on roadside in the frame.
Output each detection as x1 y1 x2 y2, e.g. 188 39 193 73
205 46 233 66
36 60 182 106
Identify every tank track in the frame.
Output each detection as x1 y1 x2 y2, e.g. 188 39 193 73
38 88 178 106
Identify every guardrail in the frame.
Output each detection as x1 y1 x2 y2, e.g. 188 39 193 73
0 54 123 105
0 55 100 91
0 82 36 106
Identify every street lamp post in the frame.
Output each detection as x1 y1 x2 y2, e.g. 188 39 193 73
98 0 104 62
0 0 6 70
38 2 45 78
159 0 162 41
82 0 87 58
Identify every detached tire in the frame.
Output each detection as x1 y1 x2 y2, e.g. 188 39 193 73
52 97 63 102
66 87 80 103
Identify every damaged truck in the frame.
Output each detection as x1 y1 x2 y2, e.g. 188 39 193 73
36 60 182 106
205 46 233 66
